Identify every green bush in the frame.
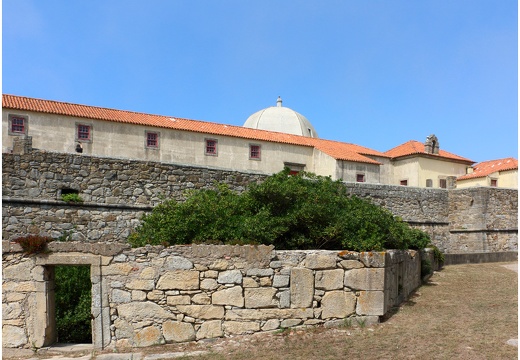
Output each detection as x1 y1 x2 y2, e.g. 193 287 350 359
61 193 83 203
55 265 92 343
129 169 432 251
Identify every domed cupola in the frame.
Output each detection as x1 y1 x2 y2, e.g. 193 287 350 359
243 97 319 138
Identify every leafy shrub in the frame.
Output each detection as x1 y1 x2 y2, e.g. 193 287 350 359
13 235 52 254
129 169 432 251
421 259 433 278
61 193 83 203
55 265 92 343
432 245 445 265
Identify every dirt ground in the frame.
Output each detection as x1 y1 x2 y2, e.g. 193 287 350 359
3 262 518 360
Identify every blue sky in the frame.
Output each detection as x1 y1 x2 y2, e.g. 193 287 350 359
3 1 517 163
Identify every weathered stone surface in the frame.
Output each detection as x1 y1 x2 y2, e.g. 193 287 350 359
278 290 290 308
114 319 134 339
280 319 302 328
162 321 195 342
339 260 364 269
156 270 199 290
200 278 219 291
165 256 194 270
112 289 131 303
146 290 164 301
117 302 175 321
192 293 211 305
304 253 337 269
176 305 225 320
357 291 385 316
204 270 219 278
217 270 242 285
2 302 23 320
134 325 163 347
209 259 229 271
242 277 258 288
226 308 314 321
139 267 156 279
132 290 147 301
103 263 133 276
315 269 344 290
2 325 27 348
212 286 244 307
273 274 290 288
290 268 314 308
223 321 260 335
320 290 356 319
166 295 191 305
196 320 223 339
3 292 26 302
246 268 274 277
126 279 154 291
359 252 387 268
244 288 277 308
2 281 37 292
261 319 280 331
2 260 33 281
344 268 385 290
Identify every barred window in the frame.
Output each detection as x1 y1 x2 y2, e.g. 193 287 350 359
250 145 261 159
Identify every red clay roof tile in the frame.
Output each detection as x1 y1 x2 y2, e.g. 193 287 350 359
457 157 518 180
385 140 474 164
3 94 385 165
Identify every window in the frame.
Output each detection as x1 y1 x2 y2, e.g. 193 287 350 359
426 179 433 188
249 144 261 160
76 124 92 141
400 180 408 186
439 179 447 189
146 131 159 148
491 179 498 187
356 174 365 183
205 139 218 155
8 114 28 135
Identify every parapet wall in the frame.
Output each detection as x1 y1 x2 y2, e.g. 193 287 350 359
2 150 518 253
2 243 421 349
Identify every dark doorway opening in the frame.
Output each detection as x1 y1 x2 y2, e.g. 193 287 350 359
54 265 92 344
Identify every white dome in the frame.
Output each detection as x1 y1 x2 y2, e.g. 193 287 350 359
243 97 319 138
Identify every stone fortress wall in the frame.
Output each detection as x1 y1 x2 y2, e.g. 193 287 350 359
2 242 421 349
2 146 518 254
2 143 516 349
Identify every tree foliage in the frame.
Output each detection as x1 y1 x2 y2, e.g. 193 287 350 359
128 169 431 251
55 265 92 343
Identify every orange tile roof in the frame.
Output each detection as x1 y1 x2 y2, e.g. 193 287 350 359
3 94 384 165
385 140 474 164
457 157 518 180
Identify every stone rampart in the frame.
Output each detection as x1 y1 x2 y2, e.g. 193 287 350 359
2 243 421 349
2 150 518 253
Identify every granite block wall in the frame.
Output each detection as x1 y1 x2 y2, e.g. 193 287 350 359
2 150 518 253
2 243 421 349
